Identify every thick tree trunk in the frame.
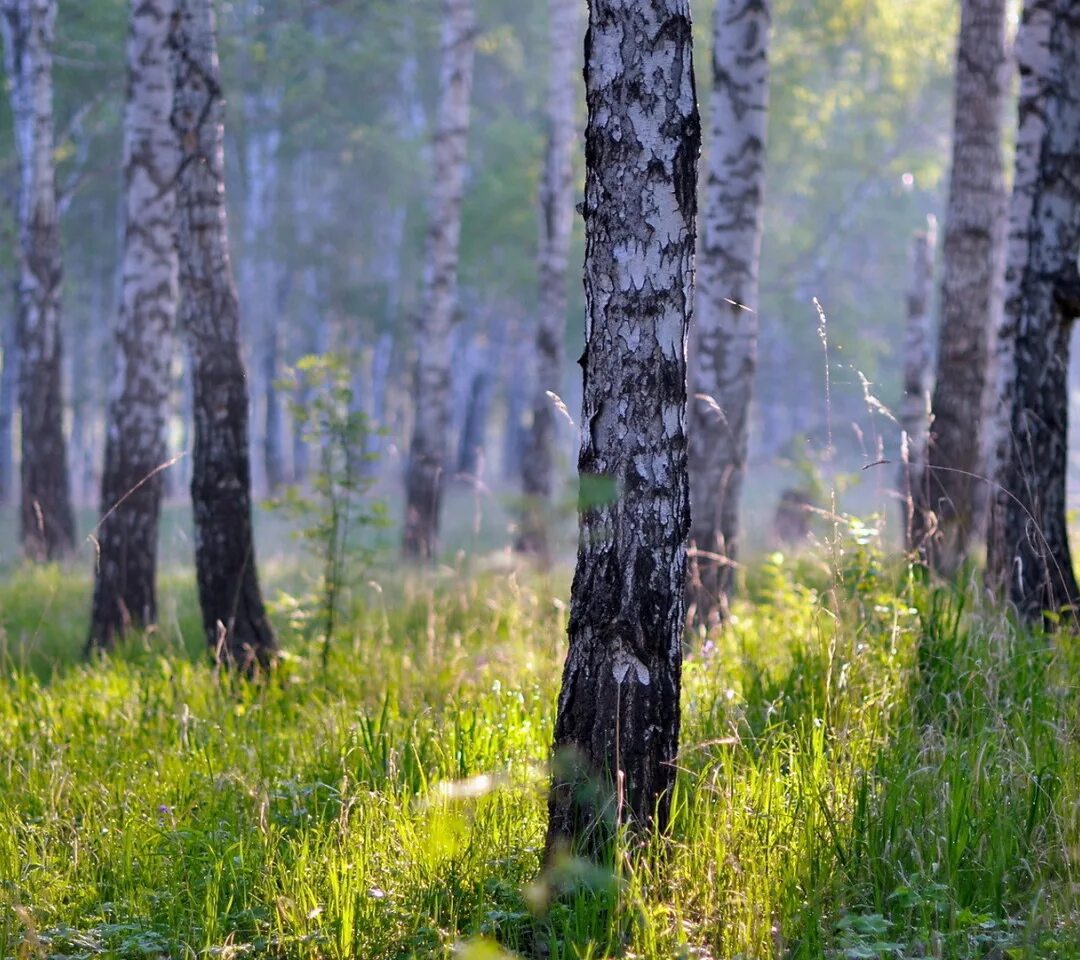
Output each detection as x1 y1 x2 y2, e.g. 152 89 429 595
88 0 179 650
545 0 699 859
686 0 772 627
170 0 276 670
916 0 1009 574
518 0 579 558
900 220 936 552
1 0 75 561
986 0 1080 622
402 0 475 560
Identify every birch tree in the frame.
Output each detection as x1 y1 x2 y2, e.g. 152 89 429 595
0 0 75 561
171 0 276 669
88 0 179 649
900 219 936 551
517 0 579 559
402 0 475 560
986 0 1080 621
915 0 1009 574
686 0 771 627
545 0 699 858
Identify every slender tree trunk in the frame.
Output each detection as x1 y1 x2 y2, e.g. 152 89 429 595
262 269 289 493
518 0 579 558
402 0 475 560
986 0 1080 622
89 0 178 647
170 0 276 670
0 280 17 505
916 0 1009 574
88 0 179 649
686 0 772 628
1 0 75 561
900 219 937 552
545 0 700 860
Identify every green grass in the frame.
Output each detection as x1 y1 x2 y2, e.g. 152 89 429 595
1 517 1080 958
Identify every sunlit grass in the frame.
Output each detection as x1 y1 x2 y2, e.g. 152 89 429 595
1 522 1079 958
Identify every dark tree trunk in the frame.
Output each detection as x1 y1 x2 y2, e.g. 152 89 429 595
545 0 700 860
916 0 1009 573
456 365 493 481
170 0 276 670
900 220 936 552
1 0 75 561
89 0 180 650
986 0 1080 622
686 0 772 627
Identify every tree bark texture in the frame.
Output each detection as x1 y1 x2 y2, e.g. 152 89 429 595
402 0 475 560
900 220 936 552
89 0 179 650
171 0 276 669
518 0 579 559
1 0 75 561
685 0 771 628
986 0 1080 622
545 0 700 859
0 283 17 505
916 0 1009 574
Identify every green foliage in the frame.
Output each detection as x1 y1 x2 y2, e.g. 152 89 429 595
2 533 1080 958
271 353 388 672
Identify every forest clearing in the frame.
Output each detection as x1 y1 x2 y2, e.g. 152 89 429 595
3 0 1080 957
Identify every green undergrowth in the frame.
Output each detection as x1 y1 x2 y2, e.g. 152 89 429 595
1 531 1080 958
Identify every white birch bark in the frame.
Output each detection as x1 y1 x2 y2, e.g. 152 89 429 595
546 0 700 857
0 0 74 560
686 0 772 626
900 218 936 551
88 0 179 648
986 0 1080 620
917 0 1010 573
402 0 475 560
518 0 580 558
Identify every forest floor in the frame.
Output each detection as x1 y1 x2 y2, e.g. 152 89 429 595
2 509 1080 959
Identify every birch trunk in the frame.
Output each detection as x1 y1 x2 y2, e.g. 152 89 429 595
88 0 179 649
545 0 699 858
916 0 1009 574
170 0 276 670
0 282 16 505
686 0 772 627
986 0 1080 621
402 0 475 560
518 0 579 558
900 220 936 552
1 0 75 561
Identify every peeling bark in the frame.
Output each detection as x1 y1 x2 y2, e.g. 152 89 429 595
89 0 179 650
916 0 1009 574
686 0 771 626
402 0 475 560
545 0 700 860
518 0 579 559
1 0 75 561
171 0 276 670
900 220 936 552
986 0 1080 622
